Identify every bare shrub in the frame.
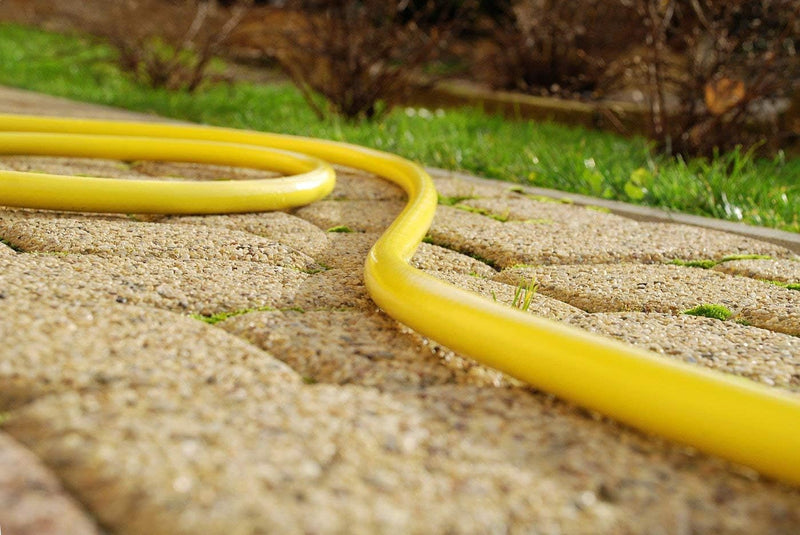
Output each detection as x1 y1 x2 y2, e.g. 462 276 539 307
614 0 800 155
487 0 641 97
95 0 251 92
255 0 464 120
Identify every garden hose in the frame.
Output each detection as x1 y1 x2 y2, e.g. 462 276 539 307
1 113 799 486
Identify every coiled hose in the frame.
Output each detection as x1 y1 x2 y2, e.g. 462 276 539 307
1 113 798 485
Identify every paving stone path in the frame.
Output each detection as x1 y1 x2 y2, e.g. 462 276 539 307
0 87 799 534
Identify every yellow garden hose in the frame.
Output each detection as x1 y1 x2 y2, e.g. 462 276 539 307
1 113 799 485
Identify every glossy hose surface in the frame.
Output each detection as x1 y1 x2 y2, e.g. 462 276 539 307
1 113 798 485
0 131 335 213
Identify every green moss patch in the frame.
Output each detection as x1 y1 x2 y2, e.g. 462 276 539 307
671 259 718 269
326 225 354 233
765 280 800 291
682 304 733 321
437 194 477 206
191 305 275 325
671 254 774 270
0 237 24 252
453 204 509 222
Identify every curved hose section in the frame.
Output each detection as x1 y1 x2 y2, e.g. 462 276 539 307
1 113 799 485
0 131 335 213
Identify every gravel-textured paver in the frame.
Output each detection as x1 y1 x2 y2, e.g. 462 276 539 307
7 383 800 535
431 175 519 200
0 253 309 315
0 211 320 268
328 166 406 201
411 241 498 277
426 270 585 321
0 299 298 409
1 87 799 534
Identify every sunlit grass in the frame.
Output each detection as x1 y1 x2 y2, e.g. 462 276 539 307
0 23 796 232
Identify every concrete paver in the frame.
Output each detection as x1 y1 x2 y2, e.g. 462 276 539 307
426 270 584 321
328 166 406 201
7 383 800 535
0 211 320 268
411 242 499 278
432 175 518 200
0 299 298 410
0 253 309 315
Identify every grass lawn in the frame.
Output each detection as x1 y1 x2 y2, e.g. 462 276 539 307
0 23 797 233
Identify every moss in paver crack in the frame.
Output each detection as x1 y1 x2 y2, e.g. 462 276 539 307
459 250 498 270
671 254 773 270
326 225 354 233
720 254 774 262
586 205 612 213
765 280 800 291
191 305 276 325
671 259 718 269
453 204 509 222
682 304 734 321
0 237 24 252
299 262 330 275
30 251 70 257
421 235 499 270
437 194 476 206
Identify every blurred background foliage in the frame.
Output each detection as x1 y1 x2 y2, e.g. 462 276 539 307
0 0 797 156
